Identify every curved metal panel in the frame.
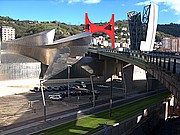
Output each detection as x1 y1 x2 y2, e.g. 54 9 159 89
6 29 55 46
5 31 92 79
7 44 57 65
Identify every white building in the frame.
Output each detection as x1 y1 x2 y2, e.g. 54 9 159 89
0 26 15 42
162 37 171 49
122 27 127 31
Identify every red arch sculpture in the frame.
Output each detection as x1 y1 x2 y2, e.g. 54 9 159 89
85 13 115 48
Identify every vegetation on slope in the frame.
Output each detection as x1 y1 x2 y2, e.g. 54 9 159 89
0 16 179 42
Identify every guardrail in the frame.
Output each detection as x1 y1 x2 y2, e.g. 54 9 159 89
88 48 180 77
88 48 180 101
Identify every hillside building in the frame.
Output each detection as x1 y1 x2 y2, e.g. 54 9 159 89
161 37 180 52
162 38 171 50
0 26 15 42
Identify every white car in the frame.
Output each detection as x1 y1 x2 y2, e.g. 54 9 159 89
49 95 62 101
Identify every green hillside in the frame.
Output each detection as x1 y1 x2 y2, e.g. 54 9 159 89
0 16 179 41
0 16 84 40
157 23 180 38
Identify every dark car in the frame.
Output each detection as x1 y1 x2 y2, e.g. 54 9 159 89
53 86 59 91
59 92 66 98
85 90 93 95
59 86 65 91
94 90 100 95
46 86 53 92
70 91 77 96
34 87 40 92
30 87 40 92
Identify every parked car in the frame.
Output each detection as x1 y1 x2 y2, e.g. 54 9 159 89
53 86 59 91
59 86 65 91
94 90 100 95
75 81 87 88
85 90 93 95
34 87 40 92
69 85 76 90
75 85 88 91
46 86 53 92
30 87 40 92
113 78 121 83
64 92 68 97
59 92 66 98
49 95 62 101
70 91 77 96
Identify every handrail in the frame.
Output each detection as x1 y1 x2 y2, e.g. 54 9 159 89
88 48 180 101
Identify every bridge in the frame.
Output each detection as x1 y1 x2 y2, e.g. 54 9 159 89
88 48 180 103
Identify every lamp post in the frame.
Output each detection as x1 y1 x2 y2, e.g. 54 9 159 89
109 75 113 117
67 65 72 99
90 75 96 107
40 79 46 122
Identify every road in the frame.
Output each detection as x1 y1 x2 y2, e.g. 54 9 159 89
0 87 167 135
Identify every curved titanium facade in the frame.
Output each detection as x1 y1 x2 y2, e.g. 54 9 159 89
0 51 41 81
6 28 55 46
5 30 92 79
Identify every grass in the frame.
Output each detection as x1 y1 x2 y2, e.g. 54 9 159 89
35 91 170 135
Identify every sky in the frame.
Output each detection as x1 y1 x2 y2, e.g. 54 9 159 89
0 0 180 25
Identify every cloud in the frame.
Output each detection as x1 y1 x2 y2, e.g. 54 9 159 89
136 1 151 6
68 0 101 4
68 0 81 4
83 0 101 4
50 0 65 5
161 9 168 12
136 0 180 15
50 0 101 4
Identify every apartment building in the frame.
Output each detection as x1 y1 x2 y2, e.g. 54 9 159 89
171 38 179 52
162 37 171 50
0 26 15 42
161 37 180 52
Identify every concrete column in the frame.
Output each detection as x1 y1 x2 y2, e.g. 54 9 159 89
173 59 176 74
146 73 153 91
122 64 134 93
146 72 161 91
103 57 120 80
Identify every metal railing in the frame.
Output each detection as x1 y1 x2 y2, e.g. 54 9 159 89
88 48 180 77
88 48 180 101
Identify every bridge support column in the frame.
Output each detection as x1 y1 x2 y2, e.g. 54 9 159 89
146 73 154 91
146 72 163 91
122 64 134 93
104 57 120 80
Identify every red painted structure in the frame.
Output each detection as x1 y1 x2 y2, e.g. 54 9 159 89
85 13 115 48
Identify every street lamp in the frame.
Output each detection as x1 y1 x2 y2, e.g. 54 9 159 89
90 75 96 107
109 75 113 117
67 65 72 98
40 79 46 122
